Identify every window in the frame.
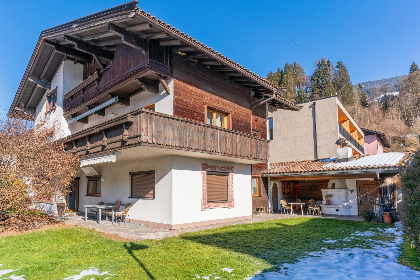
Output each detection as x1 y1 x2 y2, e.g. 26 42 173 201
252 177 259 196
206 108 228 128
87 177 101 196
207 171 229 202
144 103 155 111
202 164 234 210
130 171 155 199
46 87 57 112
268 117 274 140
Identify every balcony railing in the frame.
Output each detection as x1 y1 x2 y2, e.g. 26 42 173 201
338 123 365 154
64 109 269 162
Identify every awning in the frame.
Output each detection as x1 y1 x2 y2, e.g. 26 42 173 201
80 152 121 167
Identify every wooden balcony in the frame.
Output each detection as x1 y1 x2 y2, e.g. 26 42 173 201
64 109 269 163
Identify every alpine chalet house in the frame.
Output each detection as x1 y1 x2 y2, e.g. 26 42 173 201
8 1 299 229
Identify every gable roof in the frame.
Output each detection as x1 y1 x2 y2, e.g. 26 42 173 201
264 152 414 176
361 128 391 148
9 1 300 120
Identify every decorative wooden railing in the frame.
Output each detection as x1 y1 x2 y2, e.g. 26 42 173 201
64 109 269 162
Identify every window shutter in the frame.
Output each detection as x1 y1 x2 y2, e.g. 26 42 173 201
207 172 228 202
131 172 155 199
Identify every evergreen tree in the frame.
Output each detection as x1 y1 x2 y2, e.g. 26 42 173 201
280 62 296 101
409 61 419 74
310 58 335 99
296 88 307 103
333 61 355 105
266 68 283 86
357 84 369 108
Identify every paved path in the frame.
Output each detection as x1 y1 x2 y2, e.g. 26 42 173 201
59 212 363 241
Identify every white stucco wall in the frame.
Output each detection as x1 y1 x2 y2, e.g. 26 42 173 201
78 156 174 225
171 156 252 225
35 60 84 140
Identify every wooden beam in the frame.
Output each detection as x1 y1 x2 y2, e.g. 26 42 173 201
39 51 57 80
45 40 92 63
188 53 209 59
158 75 171 95
137 78 159 94
173 46 196 52
28 77 51 90
160 40 181 46
147 32 167 39
209 66 233 71
269 173 377 181
231 77 250 82
223 72 243 77
126 23 153 32
200 60 221 66
108 23 147 52
64 35 114 61
95 39 122 47
83 31 115 41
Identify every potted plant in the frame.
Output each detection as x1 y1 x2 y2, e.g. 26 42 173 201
325 194 332 205
382 205 393 223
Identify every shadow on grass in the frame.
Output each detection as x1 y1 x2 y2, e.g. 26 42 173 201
124 242 155 279
180 218 378 271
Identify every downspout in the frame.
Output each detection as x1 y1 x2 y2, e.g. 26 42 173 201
311 101 318 160
266 100 270 169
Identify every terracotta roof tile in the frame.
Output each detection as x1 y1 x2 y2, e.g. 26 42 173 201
264 152 414 175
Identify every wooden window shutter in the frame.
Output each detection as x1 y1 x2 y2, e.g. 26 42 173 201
131 171 155 199
207 172 229 202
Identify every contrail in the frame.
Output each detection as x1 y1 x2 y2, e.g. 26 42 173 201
278 42 300 47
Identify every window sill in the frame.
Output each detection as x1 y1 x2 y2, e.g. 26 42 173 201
128 197 154 200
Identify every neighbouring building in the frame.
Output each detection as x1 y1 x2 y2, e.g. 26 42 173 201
8 1 300 228
268 96 365 163
263 152 413 219
361 128 391 155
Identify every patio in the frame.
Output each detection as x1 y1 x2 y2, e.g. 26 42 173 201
58 212 363 241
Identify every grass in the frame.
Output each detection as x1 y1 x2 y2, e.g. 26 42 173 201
399 238 420 271
0 218 393 279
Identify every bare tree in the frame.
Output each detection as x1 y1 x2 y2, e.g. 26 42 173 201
0 113 78 214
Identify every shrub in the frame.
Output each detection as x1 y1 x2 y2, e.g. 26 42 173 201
401 151 420 256
362 210 375 222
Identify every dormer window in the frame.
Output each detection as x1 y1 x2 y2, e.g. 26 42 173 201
46 87 57 112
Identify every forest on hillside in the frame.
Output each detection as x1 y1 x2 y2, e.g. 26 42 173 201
266 61 420 152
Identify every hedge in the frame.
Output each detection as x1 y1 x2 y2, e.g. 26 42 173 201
401 151 420 256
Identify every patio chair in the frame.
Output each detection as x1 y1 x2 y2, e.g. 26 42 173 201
103 200 121 221
87 202 104 218
115 203 131 224
308 200 322 215
280 200 291 214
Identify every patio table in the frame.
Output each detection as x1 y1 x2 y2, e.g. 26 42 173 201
84 205 115 225
289 202 306 215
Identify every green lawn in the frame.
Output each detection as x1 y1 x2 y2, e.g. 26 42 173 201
0 218 393 279
399 238 420 271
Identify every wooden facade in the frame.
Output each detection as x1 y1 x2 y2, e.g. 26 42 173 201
64 108 269 162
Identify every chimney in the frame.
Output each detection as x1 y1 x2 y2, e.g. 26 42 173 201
337 143 353 162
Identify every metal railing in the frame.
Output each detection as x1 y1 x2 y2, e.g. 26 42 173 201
338 123 365 154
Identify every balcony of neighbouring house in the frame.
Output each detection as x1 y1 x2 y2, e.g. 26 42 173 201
64 108 269 163
338 122 365 155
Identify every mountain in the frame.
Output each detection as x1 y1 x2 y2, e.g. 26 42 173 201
354 75 407 99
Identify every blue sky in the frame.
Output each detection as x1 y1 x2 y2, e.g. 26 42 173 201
1 1 419 111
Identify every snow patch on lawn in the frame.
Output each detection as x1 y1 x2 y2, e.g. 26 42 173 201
0 267 25 279
0 270 16 277
322 239 337 243
249 227 420 280
63 268 110 280
3 275 25 280
222 268 234 273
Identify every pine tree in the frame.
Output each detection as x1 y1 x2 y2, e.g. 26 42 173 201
409 62 419 74
310 58 335 99
266 68 283 86
357 84 369 108
333 61 355 105
296 88 307 103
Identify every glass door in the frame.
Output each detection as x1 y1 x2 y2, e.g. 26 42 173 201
66 179 79 211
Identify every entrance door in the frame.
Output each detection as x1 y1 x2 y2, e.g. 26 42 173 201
357 180 379 216
272 183 279 212
66 179 79 211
